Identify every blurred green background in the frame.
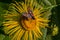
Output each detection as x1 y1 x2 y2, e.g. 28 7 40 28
0 0 60 40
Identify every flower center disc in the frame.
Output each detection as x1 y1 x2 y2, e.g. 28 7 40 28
21 18 36 30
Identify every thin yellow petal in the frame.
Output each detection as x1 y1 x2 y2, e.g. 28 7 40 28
15 1 24 12
8 26 20 35
17 29 25 40
12 3 23 13
29 31 33 40
29 0 33 10
39 22 48 27
33 27 42 38
23 31 28 40
36 27 43 35
3 23 10 26
34 34 37 40
4 12 19 18
3 21 18 25
33 31 39 38
11 29 21 40
33 9 40 16
37 18 49 23
3 23 19 33
19 2 27 12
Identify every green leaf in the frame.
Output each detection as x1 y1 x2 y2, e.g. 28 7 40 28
0 34 5 40
3 36 11 40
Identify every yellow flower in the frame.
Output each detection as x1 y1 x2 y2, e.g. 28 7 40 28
52 25 59 36
3 0 49 40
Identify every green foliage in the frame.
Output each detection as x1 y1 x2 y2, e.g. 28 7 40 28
0 34 5 40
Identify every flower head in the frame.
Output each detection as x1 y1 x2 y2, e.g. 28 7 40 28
3 0 49 40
